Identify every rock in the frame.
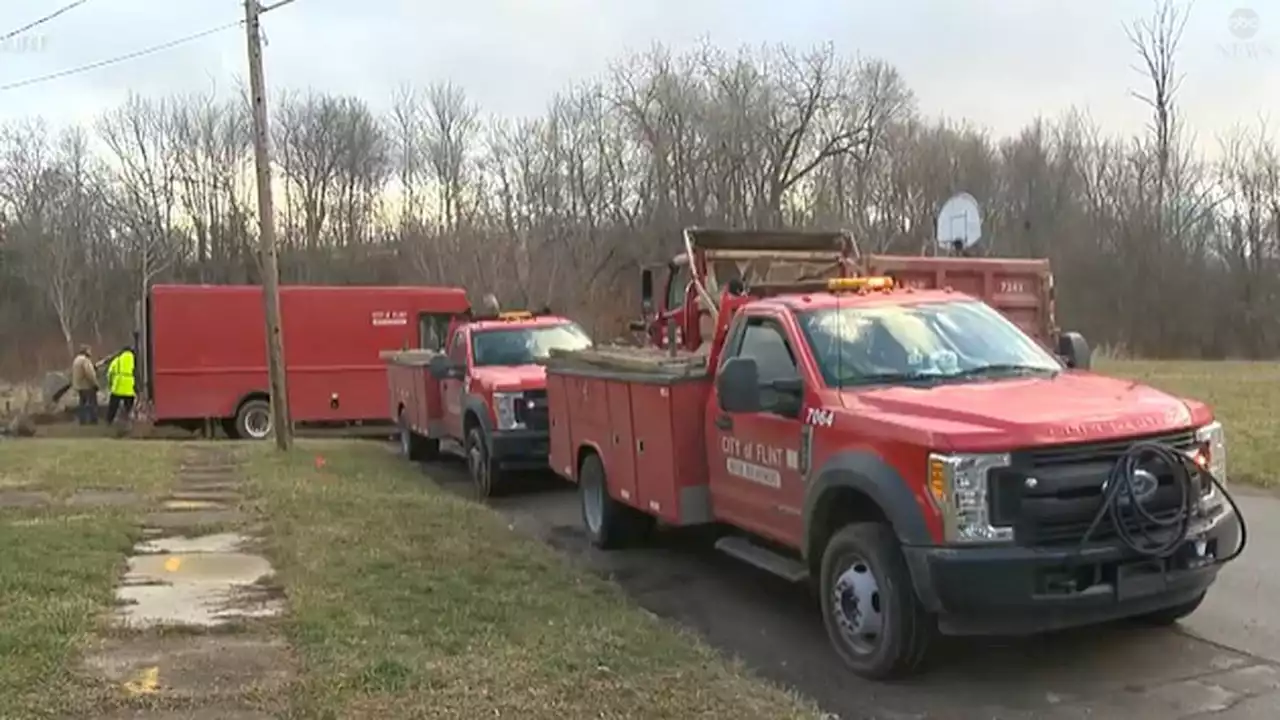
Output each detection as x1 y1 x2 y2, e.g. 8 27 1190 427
5 413 36 437
42 371 70 405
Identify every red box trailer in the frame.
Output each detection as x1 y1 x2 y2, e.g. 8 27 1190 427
143 284 470 438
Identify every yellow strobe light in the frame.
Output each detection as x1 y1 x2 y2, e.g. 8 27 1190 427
827 276 895 292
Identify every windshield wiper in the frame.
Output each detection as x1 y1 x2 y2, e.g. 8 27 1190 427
841 372 942 387
948 363 1058 379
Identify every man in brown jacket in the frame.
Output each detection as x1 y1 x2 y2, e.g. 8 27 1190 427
71 345 99 425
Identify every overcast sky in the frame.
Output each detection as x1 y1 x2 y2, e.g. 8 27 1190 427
0 0 1275 152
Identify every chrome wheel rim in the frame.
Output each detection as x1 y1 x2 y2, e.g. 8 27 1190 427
244 407 271 439
832 555 884 656
583 472 604 535
468 437 489 496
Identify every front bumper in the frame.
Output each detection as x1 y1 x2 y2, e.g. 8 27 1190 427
488 428 549 470
903 507 1241 636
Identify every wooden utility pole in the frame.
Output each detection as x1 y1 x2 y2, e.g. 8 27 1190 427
244 0 293 450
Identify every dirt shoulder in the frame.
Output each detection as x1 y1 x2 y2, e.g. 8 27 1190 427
244 440 820 720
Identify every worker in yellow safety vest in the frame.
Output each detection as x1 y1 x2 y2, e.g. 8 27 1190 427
105 344 137 428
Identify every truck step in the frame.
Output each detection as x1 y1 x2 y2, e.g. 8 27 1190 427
714 536 809 583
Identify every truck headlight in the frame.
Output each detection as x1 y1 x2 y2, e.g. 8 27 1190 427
926 452 1013 544
1194 421 1227 496
492 392 523 430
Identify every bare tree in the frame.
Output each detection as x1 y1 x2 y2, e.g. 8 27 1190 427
2 32 1279 374
97 94 182 311
424 81 479 233
1125 0 1189 217
171 90 254 282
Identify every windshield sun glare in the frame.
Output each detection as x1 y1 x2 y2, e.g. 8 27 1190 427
797 301 1061 388
471 323 593 367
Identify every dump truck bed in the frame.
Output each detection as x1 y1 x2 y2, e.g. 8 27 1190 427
865 255 1054 344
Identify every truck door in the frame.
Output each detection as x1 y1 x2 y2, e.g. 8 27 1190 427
442 329 469 439
706 312 806 544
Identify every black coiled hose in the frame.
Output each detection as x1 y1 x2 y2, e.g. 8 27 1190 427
1078 441 1247 565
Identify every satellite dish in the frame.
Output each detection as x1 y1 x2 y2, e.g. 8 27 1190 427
935 192 983 251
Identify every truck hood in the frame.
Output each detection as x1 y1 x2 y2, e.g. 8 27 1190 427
843 371 1209 452
470 364 546 392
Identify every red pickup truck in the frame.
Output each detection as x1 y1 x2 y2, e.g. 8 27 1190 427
387 310 593 496
545 229 1242 679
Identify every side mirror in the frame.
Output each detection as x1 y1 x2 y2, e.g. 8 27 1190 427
717 357 763 414
640 268 654 315
766 376 804 417
1057 331 1091 370
428 354 459 380
771 377 804 395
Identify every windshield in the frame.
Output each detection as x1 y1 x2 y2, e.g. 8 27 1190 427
471 322 593 366
797 300 1061 387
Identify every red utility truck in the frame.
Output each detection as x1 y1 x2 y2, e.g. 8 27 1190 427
387 309 593 496
144 284 469 438
546 229 1242 679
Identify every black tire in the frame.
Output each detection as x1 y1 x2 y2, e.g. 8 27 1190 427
1132 592 1207 626
819 523 935 679
465 426 504 498
398 411 440 462
579 453 653 549
234 399 272 441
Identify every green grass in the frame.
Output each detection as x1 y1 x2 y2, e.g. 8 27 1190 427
0 440 177 719
244 440 820 720
1100 359 1280 487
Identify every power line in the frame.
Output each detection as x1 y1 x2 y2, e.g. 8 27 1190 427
0 21 240 91
0 0 301 92
0 0 91 44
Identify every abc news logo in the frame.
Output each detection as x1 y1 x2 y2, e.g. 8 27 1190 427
1222 8 1271 60
1229 8 1261 40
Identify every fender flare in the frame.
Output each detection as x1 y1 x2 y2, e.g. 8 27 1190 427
461 395 493 441
802 450 934 562
232 390 270 420
571 440 606 482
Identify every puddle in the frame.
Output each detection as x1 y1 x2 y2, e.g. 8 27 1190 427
134 533 248 555
162 499 228 511
113 535 283 628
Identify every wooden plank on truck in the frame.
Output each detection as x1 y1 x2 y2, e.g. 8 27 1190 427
547 345 708 378
380 349 441 366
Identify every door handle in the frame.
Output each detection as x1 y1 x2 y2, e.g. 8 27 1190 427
715 414 733 431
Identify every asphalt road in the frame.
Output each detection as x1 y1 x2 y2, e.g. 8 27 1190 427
423 456 1280 720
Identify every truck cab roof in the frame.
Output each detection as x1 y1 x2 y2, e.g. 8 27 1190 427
760 288 975 314
467 314 575 332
